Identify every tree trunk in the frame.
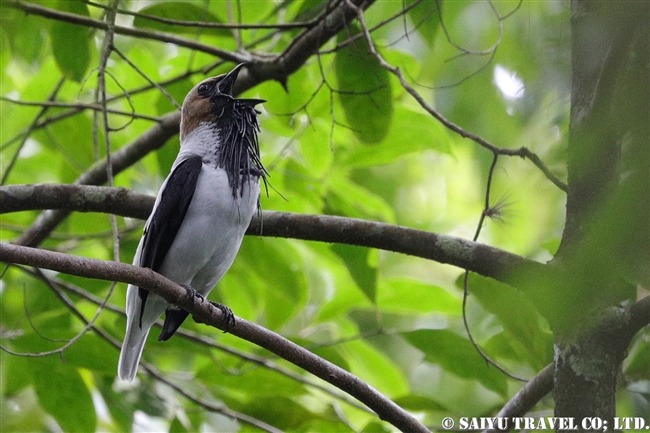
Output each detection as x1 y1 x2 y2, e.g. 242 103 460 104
553 0 649 430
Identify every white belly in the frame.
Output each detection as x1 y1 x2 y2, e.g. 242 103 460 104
157 165 259 294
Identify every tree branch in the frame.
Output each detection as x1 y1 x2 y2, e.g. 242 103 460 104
14 112 181 247
1 184 545 288
0 97 162 122
37 273 283 433
7 1 248 62
484 364 554 433
0 242 430 433
9 0 377 248
14 263 374 413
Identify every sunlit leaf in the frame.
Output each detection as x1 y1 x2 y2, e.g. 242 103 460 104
378 278 461 314
133 3 228 36
625 343 650 381
344 339 410 396
50 1 90 82
339 105 451 167
407 0 442 46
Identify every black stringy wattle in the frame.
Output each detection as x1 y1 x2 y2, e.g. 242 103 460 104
212 96 268 199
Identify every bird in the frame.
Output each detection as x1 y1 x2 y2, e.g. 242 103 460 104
118 63 267 381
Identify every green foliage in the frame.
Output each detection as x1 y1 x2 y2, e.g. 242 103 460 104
331 244 378 303
403 329 508 397
133 3 228 36
50 1 91 82
31 357 97 433
335 24 393 144
1 0 646 432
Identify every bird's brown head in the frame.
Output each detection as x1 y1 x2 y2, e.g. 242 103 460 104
179 63 264 142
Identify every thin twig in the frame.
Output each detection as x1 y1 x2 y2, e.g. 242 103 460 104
84 0 320 30
462 154 527 382
1 79 65 185
0 98 162 122
96 0 120 263
7 1 249 63
111 46 182 110
0 268 116 358
483 364 554 433
437 0 503 56
344 0 567 192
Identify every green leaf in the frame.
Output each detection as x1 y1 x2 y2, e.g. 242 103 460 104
155 78 193 115
236 238 307 329
310 345 351 372
196 363 306 398
344 339 410 396
392 394 447 412
50 1 91 82
378 278 461 314
362 421 392 433
403 329 508 396
241 396 314 430
63 334 118 374
157 136 180 176
31 357 96 433
293 0 329 22
407 0 442 46
460 273 553 368
169 417 189 433
299 119 333 177
325 173 396 222
2 353 30 396
340 105 451 167
95 375 133 432
133 3 228 36
335 24 393 144
1 7 45 64
541 238 561 255
331 244 377 303
625 343 650 381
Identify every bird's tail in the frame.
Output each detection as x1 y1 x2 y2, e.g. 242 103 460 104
118 285 150 381
118 321 150 381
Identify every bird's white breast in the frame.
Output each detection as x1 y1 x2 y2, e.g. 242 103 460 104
156 163 259 294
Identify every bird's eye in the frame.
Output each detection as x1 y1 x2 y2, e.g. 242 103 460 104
198 83 213 96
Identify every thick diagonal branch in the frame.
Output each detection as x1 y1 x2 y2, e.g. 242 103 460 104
0 242 430 433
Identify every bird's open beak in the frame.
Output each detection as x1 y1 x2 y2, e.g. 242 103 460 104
217 63 246 95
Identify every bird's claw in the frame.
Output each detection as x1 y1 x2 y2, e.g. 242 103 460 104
182 285 205 302
182 285 234 332
209 301 236 333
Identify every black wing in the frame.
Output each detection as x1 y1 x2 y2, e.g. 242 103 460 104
138 155 203 326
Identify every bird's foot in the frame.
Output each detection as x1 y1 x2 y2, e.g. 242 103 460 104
181 284 205 303
209 301 236 333
182 285 234 332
